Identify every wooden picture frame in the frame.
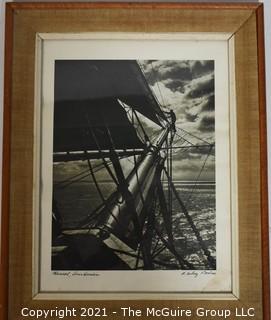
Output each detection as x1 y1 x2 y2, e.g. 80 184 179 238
0 2 269 320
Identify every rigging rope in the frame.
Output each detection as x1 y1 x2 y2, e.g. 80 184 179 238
151 244 166 259
133 154 146 207
84 152 124 229
154 226 193 270
172 132 188 146
163 168 216 269
169 129 175 216
89 128 119 186
80 106 131 231
54 160 116 190
174 131 196 147
150 62 167 108
176 125 212 146
132 110 150 143
185 145 214 205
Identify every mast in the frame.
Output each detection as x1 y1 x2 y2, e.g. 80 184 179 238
99 123 171 242
52 60 216 271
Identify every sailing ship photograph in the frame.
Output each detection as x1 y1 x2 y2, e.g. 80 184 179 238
51 59 216 271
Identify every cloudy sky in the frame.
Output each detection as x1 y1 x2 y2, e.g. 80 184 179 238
54 60 215 184
139 60 215 181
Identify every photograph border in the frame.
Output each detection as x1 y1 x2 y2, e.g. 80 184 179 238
0 2 269 320
35 33 232 297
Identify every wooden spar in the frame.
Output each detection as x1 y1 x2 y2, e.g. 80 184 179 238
99 125 170 241
53 149 144 162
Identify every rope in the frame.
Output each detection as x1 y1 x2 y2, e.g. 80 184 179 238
176 125 212 146
54 160 115 190
163 168 216 269
154 226 193 269
133 154 146 207
151 238 162 257
168 129 175 216
84 154 124 228
185 145 214 205
88 127 119 186
174 131 195 146
80 106 129 231
151 244 166 259
132 110 150 143
151 62 167 108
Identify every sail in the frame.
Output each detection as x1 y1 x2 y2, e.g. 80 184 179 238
54 98 145 153
54 60 165 155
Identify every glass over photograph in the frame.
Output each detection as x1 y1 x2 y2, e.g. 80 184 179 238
51 59 216 271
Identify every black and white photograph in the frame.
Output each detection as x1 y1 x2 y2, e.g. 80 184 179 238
51 59 216 272
2 2 268 316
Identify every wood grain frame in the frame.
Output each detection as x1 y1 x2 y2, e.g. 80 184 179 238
0 2 269 320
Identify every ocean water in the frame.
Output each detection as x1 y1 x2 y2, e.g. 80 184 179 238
160 181 215 269
53 181 215 270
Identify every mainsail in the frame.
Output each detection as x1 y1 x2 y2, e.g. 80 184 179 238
52 60 216 270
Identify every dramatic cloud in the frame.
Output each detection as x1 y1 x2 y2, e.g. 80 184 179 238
140 59 215 133
201 94 214 112
185 73 214 99
189 60 214 78
185 112 198 122
198 115 215 133
54 60 215 183
140 60 214 94
139 59 215 180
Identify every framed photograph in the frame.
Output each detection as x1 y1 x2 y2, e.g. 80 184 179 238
1 2 269 320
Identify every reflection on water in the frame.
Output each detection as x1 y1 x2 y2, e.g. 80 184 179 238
53 181 215 270
161 182 215 269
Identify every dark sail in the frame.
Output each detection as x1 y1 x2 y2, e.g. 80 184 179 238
54 98 145 153
54 60 166 156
